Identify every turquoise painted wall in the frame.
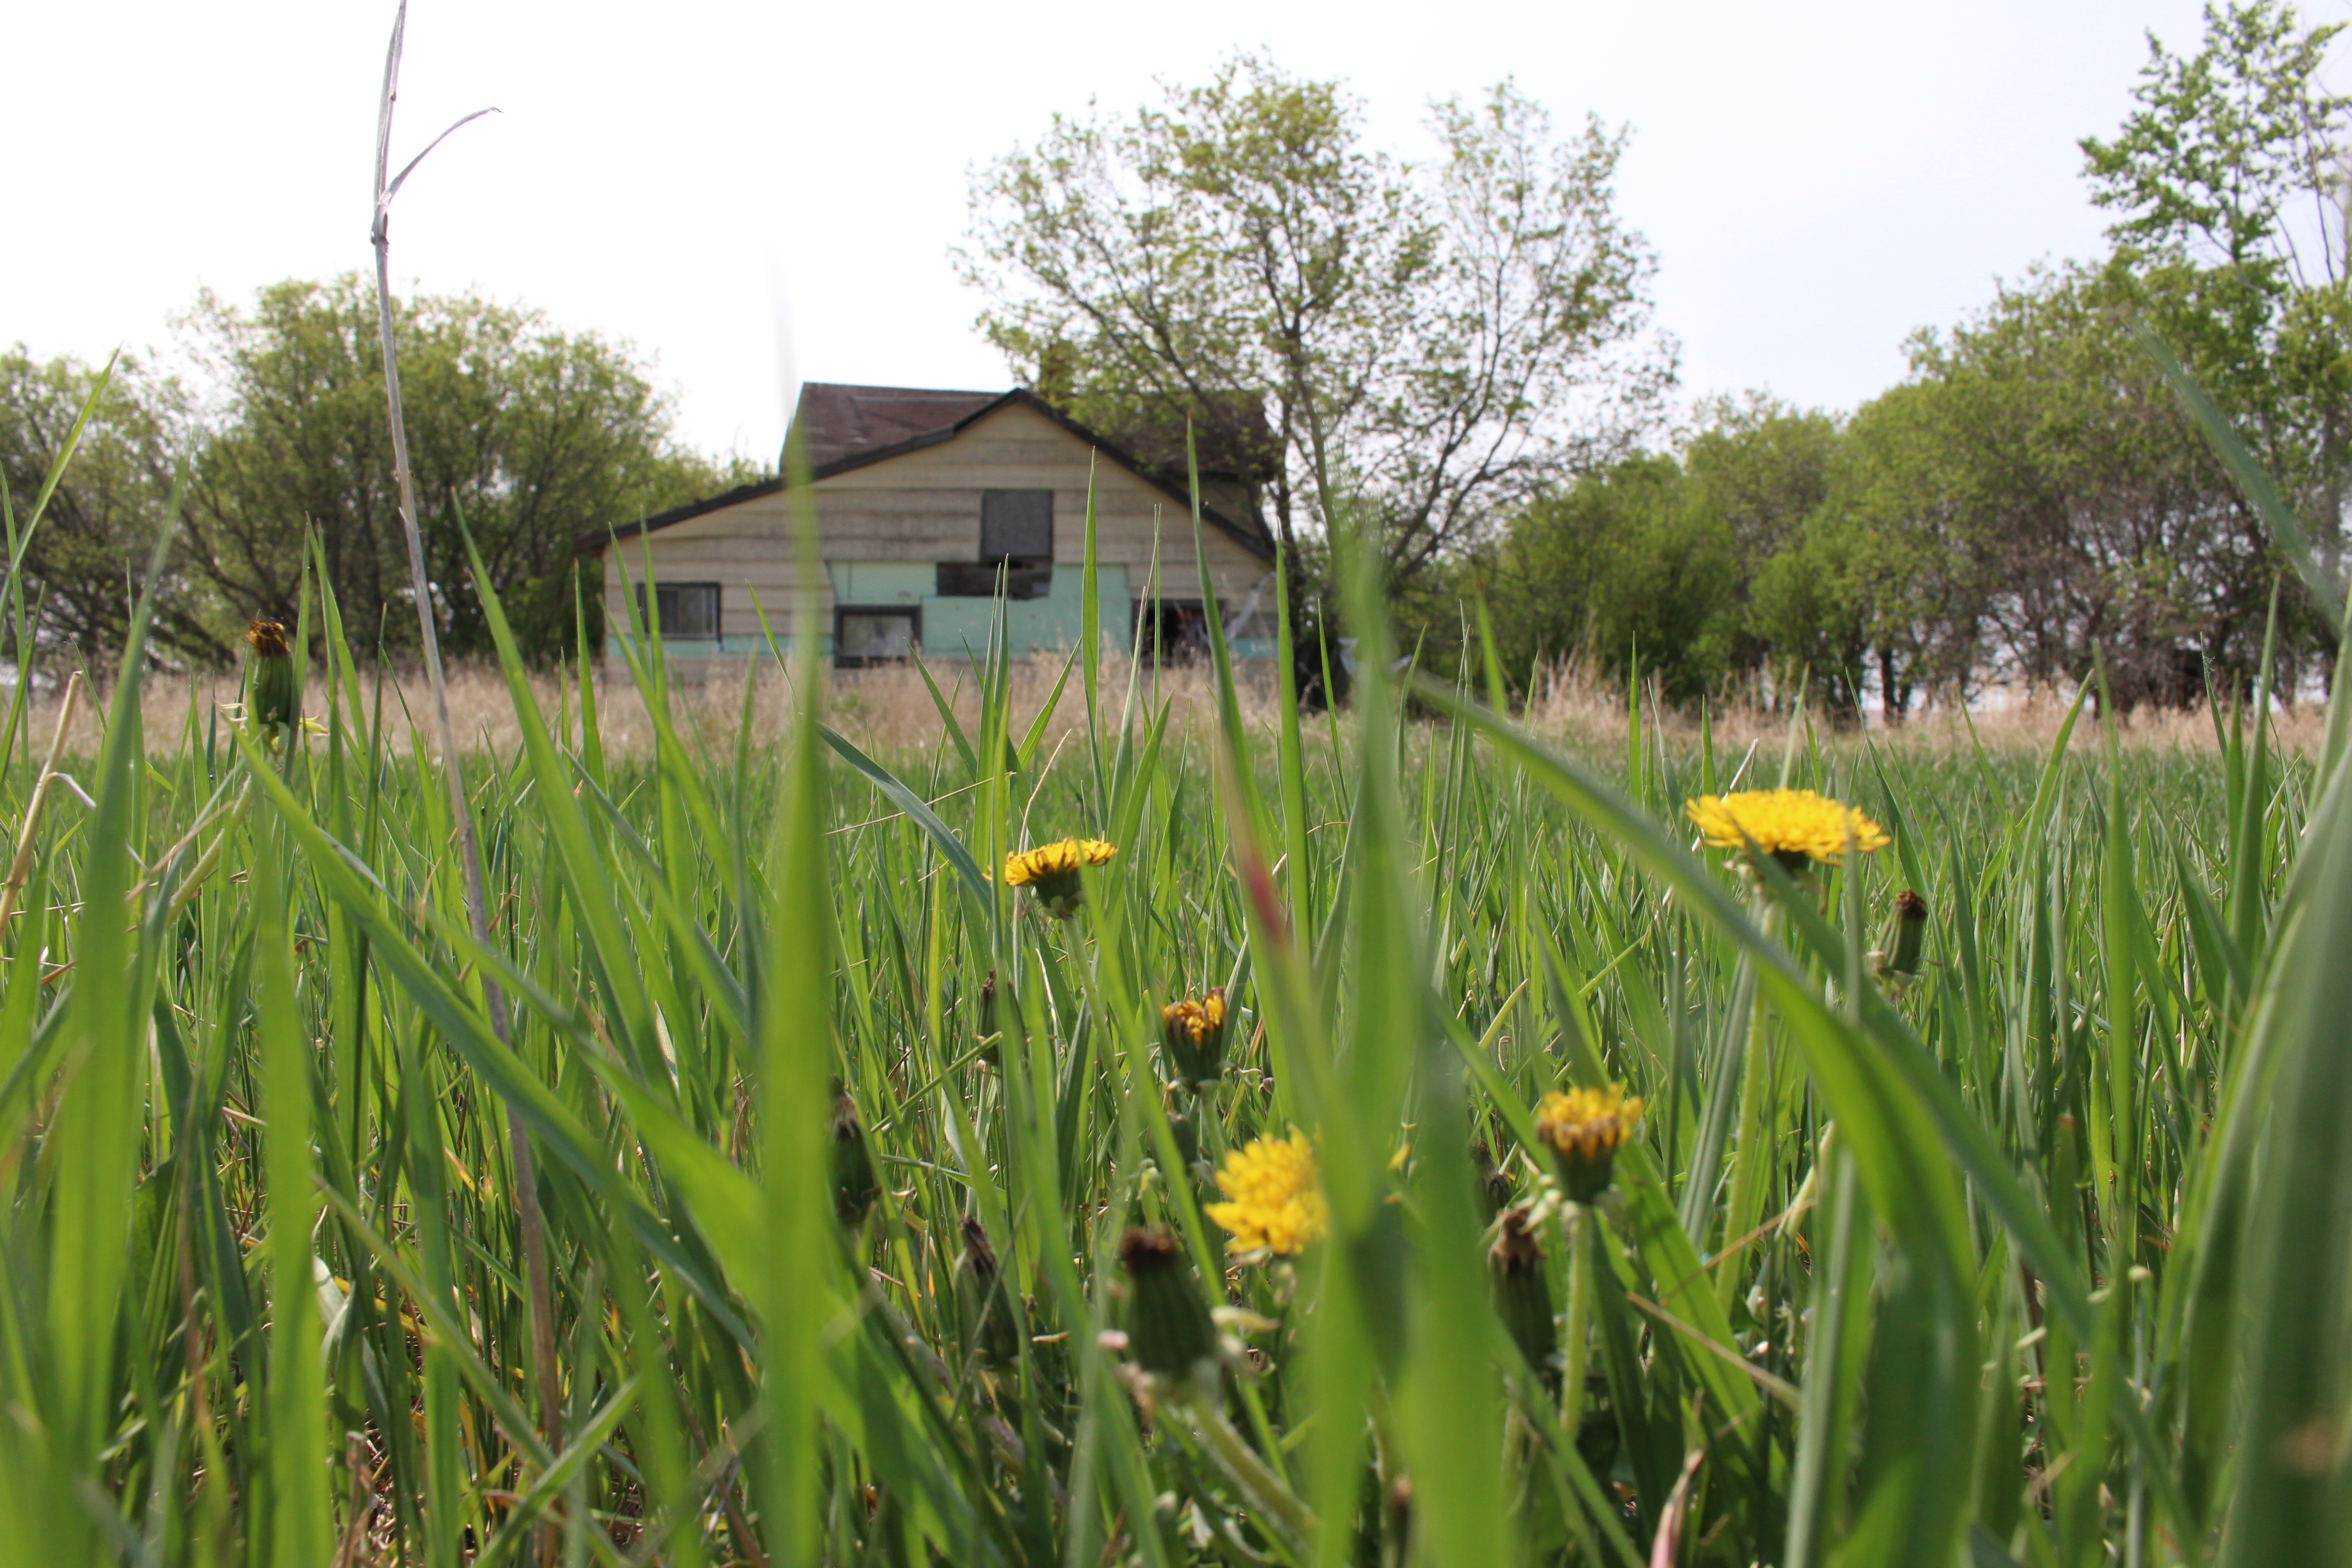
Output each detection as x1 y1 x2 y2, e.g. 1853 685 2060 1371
918 564 1131 663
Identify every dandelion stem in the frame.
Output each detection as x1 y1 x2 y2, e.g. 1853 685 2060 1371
1717 896 1786 1320
1171 1385 1319 1556
1558 1199 1593 1432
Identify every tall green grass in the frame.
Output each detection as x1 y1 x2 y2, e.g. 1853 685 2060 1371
0 384 2347 1568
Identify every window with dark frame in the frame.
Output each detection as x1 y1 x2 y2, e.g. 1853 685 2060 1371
636 582 721 639
835 607 919 668
938 489 1055 598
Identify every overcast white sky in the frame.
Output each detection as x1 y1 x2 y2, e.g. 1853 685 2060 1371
9 0 2259 463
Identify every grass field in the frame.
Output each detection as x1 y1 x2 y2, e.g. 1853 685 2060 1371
0 454 2347 1568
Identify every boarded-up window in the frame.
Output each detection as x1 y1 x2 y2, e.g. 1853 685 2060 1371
637 582 720 639
980 490 1053 563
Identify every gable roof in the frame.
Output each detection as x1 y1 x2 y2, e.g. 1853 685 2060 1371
578 384 1274 559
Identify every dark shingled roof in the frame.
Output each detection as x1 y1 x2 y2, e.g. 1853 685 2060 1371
579 384 1273 559
792 383 1001 470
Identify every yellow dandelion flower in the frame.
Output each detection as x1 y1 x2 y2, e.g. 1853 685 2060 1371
995 837 1117 918
1162 990 1226 1045
1685 788 1890 872
245 620 292 660
1534 1083 1644 1200
1161 989 1229 1087
1205 1131 1328 1258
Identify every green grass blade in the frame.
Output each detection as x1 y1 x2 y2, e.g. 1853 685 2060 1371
255 831 329 1568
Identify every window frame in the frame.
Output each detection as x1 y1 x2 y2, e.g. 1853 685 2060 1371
834 604 922 669
635 581 723 641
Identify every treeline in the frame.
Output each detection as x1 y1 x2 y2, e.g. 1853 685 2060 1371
1450 265 2304 718
1427 1 2352 716
1 276 764 668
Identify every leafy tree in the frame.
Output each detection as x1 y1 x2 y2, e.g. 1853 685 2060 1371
1681 394 1839 564
178 276 762 661
2081 0 2352 596
1681 394 1839 680
1461 396 1834 706
1478 453 1742 705
0 347 219 665
960 57 1675 581
1749 382 1994 725
1757 265 2278 716
2082 0 2349 296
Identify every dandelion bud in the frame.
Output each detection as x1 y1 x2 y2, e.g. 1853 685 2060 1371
245 621 297 733
1534 1083 1643 1203
830 1083 879 1229
953 1216 1019 1367
1161 988 1229 1089
1869 890 1930 994
974 970 1001 1066
1116 1225 1217 1381
1488 1205 1557 1386
1887 889 1927 975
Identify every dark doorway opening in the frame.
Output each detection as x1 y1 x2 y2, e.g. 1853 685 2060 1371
1132 599 1212 664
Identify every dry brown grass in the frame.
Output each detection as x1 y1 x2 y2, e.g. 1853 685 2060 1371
4 656 1247 764
9 654 2322 763
1515 661 2327 757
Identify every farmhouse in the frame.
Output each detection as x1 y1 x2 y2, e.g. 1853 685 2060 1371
580 383 1279 668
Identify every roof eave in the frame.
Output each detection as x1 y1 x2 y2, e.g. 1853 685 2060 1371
575 475 787 554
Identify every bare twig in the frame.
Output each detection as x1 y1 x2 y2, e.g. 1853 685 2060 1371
0 670 83 931
368 0 562 1504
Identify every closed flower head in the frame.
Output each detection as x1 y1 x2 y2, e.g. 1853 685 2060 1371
1205 1131 1328 1257
1686 789 1890 874
245 620 298 733
997 838 1117 918
1535 1083 1643 1201
1489 1206 1557 1382
830 1083 879 1229
1871 888 1931 994
1161 988 1229 1088
1117 1225 1218 1379
954 1216 1019 1367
